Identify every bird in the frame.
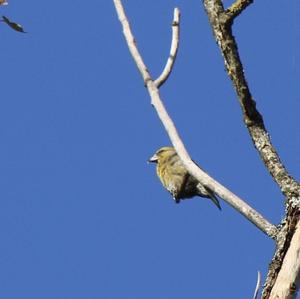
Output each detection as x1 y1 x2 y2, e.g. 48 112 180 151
2 16 26 33
148 146 221 210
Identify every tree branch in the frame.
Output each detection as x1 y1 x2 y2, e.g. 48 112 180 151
263 210 300 299
225 0 253 21
202 0 300 297
202 0 300 201
253 271 261 299
269 219 300 299
113 0 277 239
113 0 152 83
154 8 180 88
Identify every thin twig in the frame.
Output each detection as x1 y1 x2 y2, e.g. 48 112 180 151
225 0 253 21
154 8 180 88
253 271 261 299
113 0 278 239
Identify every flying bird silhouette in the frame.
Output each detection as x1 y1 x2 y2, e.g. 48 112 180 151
2 16 26 33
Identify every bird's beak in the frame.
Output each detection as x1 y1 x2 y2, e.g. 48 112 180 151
148 154 158 163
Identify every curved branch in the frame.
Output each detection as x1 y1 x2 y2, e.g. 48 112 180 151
154 8 181 88
113 0 277 238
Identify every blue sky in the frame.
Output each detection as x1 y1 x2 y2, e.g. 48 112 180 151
0 1 299 298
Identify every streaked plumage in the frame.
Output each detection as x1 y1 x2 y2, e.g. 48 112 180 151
148 146 221 210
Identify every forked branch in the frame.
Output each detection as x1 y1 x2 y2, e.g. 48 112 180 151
202 0 300 298
225 0 253 21
113 0 277 238
202 0 300 200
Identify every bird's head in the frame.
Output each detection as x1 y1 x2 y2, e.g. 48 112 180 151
148 146 176 164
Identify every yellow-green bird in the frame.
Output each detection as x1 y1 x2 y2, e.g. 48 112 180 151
148 147 221 210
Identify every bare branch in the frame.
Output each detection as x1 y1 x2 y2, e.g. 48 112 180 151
154 8 180 88
253 271 261 299
269 220 300 299
202 1 300 297
113 0 277 238
202 0 300 201
225 0 253 21
262 211 300 299
113 0 152 84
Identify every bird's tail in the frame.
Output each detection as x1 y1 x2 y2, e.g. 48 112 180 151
208 192 221 210
196 183 221 210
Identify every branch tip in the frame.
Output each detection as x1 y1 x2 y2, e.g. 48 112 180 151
154 7 181 88
253 271 261 299
225 0 253 22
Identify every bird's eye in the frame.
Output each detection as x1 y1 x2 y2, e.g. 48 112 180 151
157 148 167 154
